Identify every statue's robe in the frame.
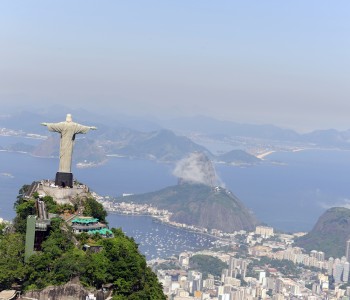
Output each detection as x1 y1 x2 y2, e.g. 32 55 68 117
46 121 92 173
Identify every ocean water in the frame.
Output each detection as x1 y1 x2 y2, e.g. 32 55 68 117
216 149 350 232
0 153 176 221
2 136 350 245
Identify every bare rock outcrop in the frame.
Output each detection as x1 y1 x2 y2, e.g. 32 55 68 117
21 283 106 300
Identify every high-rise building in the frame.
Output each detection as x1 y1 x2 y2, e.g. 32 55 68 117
343 262 350 282
328 257 334 276
227 257 248 280
255 226 274 238
310 250 318 258
218 294 230 300
346 240 350 262
318 251 325 262
259 271 266 284
333 260 343 283
275 278 284 294
204 275 215 290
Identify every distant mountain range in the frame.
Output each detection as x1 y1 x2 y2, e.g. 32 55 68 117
2 106 350 165
103 129 211 161
0 109 260 164
160 115 301 141
295 207 350 258
3 107 350 145
160 115 350 148
116 183 258 232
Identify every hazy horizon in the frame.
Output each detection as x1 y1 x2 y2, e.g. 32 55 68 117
1 103 350 135
1 1 350 132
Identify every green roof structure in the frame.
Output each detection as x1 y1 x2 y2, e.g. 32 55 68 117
88 228 113 236
72 217 99 224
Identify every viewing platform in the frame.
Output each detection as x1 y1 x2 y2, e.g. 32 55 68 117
29 180 90 205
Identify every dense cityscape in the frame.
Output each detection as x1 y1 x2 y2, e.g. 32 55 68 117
96 195 350 300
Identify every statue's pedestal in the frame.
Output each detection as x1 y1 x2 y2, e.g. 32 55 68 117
55 172 73 188
34 180 89 205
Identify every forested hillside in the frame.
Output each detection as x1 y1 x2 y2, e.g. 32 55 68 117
0 185 165 299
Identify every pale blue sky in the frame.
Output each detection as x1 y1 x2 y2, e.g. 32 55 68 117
0 1 349 131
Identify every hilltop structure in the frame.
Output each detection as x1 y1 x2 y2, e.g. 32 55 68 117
24 199 52 262
34 179 90 205
41 113 97 188
71 216 112 236
0 116 166 299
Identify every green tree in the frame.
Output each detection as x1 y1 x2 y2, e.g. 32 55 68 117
41 196 57 213
82 252 111 288
83 197 107 223
13 185 30 209
0 222 6 236
13 200 36 234
189 254 228 278
101 230 165 299
50 249 86 284
0 233 28 290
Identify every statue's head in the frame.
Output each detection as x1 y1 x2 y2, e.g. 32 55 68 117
66 114 73 122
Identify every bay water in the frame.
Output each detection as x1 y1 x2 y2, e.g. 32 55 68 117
2 136 350 257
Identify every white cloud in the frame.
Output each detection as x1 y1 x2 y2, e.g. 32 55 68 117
172 152 222 187
318 198 350 210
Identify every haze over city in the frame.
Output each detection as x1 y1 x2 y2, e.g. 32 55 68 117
1 1 350 132
4 2 350 299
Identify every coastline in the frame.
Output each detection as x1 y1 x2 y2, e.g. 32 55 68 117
256 148 308 160
107 210 230 242
76 159 107 169
256 151 276 159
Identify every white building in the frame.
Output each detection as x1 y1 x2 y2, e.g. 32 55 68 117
255 226 274 238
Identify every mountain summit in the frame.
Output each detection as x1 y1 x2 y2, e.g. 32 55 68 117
119 183 258 232
295 207 350 258
173 152 218 187
120 152 258 232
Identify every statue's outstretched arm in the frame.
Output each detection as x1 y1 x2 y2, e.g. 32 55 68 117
41 122 64 132
74 124 97 134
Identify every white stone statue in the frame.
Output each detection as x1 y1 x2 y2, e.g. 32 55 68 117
41 114 97 173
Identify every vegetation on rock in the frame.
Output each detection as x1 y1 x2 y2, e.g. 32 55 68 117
295 207 350 258
120 183 258 232
83 197 107 223
0 185 166 299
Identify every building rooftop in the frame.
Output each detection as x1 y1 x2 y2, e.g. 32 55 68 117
88 228 113 236
72 217 99 224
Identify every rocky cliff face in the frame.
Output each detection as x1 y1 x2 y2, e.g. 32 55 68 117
21 282 107 300
121 183 258 232
295 207 350 258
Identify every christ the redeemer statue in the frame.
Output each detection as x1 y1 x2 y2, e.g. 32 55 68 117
41 114 97 188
